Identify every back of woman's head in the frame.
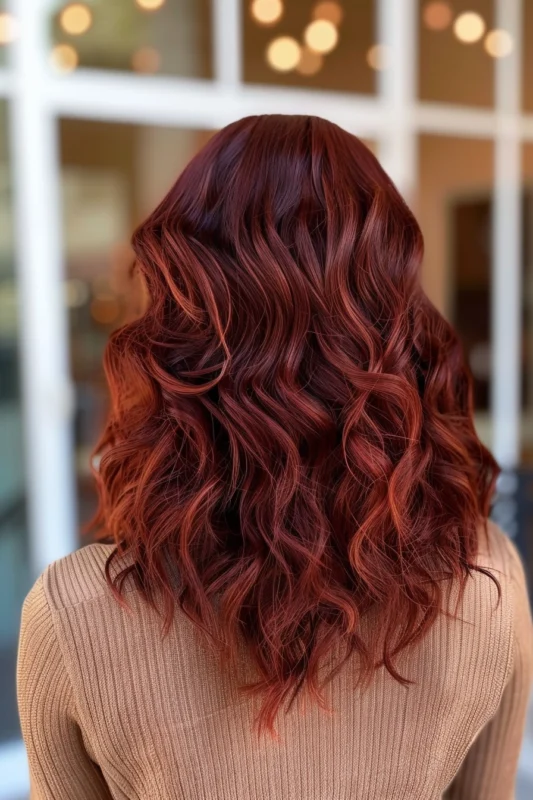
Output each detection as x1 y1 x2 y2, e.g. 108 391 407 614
89 114 499 736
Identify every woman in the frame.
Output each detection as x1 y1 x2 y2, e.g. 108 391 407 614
18 115 533 799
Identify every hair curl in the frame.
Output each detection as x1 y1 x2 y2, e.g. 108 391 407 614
87 114 500 737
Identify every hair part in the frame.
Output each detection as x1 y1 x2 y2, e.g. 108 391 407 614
86 114 500 738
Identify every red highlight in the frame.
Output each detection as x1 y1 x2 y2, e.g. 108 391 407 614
86 115 500 737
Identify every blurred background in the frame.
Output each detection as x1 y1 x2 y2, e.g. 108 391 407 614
1 0 533 796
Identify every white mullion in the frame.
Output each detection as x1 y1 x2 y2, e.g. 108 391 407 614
7 0 78 577
491 0 523 468
30 68 533 142
44 70 384 134
0 69 14 98
376 0 418 200
213 0 242 87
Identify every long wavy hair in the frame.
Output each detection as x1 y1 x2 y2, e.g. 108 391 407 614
87 114 500 737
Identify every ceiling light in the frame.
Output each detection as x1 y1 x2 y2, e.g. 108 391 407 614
251 0 283 26
304 19 338 55
422 2 452 31
453 12 485 44
59 3 92 36
312 1 343 26
266 36 301 72
484 29 514 58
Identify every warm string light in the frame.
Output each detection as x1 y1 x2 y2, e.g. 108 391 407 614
366 44 389 71
264 1 343 74
453 11 485 43
251 0 283 26
135 0 166 11
90 295 120 325
296 47 323 76
484 28 514 58
311 1 343 26
59 3 92 36
266 36 301 72
422 1 452 31
131 46 161 73
50 43 79 73
423 4 513 61
304 19 338 54
0 12 18 44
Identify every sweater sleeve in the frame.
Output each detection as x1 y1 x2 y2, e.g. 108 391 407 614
17 574 114 800
444 537 533 800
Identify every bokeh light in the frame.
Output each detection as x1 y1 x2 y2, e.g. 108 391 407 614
484 29 514 58
366 44 389 71
266 36 301 71
64 279 90 309
59 3 92 36
311 1 344 26
453 12 486 44
304 19 338 55
131 46 161 73
0 12 18 44
296 47 323 76
50 43 79 73
135 0 166 11
251 0 283 26
423 1 453 31
90 295 121 326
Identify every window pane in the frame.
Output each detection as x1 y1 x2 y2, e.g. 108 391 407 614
524 0 533 112
518 145 533 674
50 0 212 78
418 0 494 107
521 145 533 465
243 0 376 93
0 0 14 68
59 120 212 531
417 135 494 445
0 101 31 744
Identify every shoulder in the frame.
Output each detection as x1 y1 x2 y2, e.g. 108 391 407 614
475 518 532 624
471 518 533 684
438 520 531 687
475 517 523 578
25 542 119 615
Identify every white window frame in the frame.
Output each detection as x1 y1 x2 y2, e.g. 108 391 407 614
0 0 530 794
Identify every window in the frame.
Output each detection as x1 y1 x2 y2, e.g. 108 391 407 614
0 1 531 795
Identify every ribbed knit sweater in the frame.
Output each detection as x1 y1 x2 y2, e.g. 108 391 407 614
17 520 533 800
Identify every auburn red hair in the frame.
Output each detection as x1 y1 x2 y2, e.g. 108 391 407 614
87 114 500 737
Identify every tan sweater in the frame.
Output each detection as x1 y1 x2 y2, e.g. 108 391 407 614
17 520 533 800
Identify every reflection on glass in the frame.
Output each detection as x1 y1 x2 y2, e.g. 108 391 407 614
60 120 212 531
243 0 375 93
417 135 494 444
0 102 30 743
418 0 494 107
50 0 212 78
